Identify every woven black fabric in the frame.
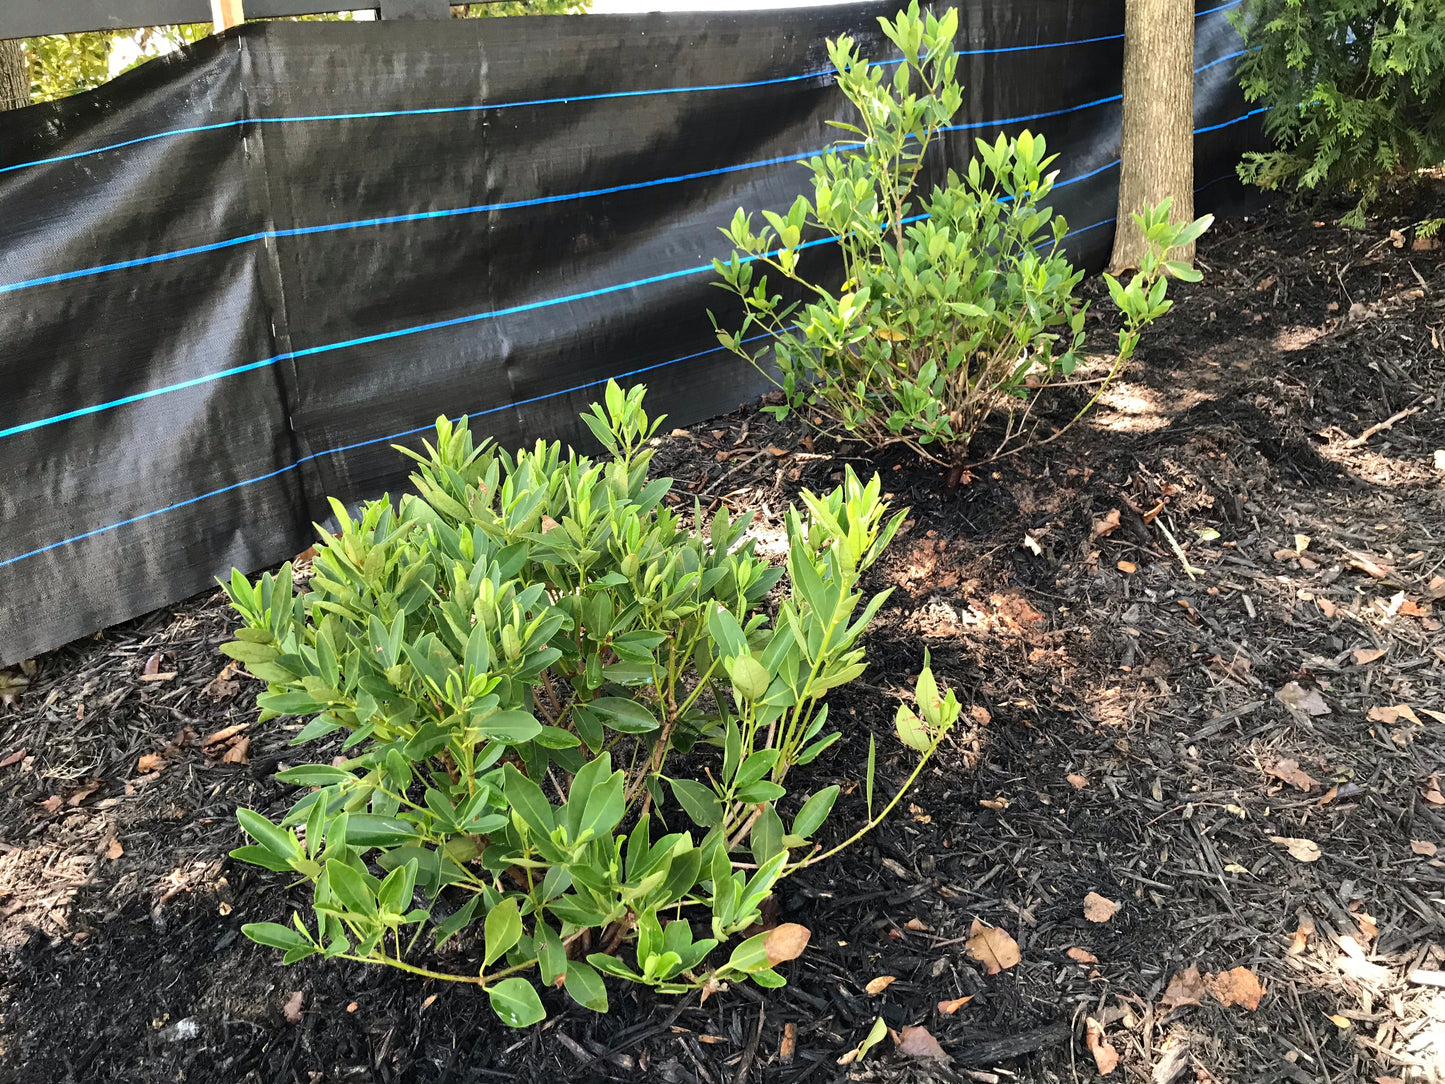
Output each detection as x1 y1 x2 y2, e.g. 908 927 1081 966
0 3 1261 663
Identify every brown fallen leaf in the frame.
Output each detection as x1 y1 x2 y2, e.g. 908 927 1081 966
1420 708 1445 725
222 736 251 765
143 652 164 677
137 752 167 773
1066 773 1089 789
1410 840 1437 857
67 780 100 806
1316 784 1339 806
421 993 438 1010
969 704 991 726
1367 704 1421 726
1346 551 1393 579
282 990 305 1025
1160 965 1206 1009
1270 836 1322 862
39 794 63 814
1083 892 1120 923
346 1001 359 1014
1085 1017 1119 1075
903 917 930 932
766 445 789 458
1208 966 1265 1011
106 837 124 860
865 975 897 996
1428 576 1445 600
892 1024 949 1062
1067 947 1099 964
1355 911 1378 942
1117 560 1137 574
1264 758 1320 791
1091 509 1121 540
1317 597 1338 618
1326 1013 1351 1028
0 748 25 769
965 918 1021 975
1399 598 1429 617
1422 775 1445 806
1276 682 1330 716
937 995 973 1015
1289 915 1315 954
202 723 249 748
764 923 811 966
1352 647 1387 665
780 1021 797 1062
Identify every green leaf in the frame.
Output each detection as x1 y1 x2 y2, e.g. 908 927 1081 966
750 804 785 865
237 808 299 860
433 895 481 949
220 640 280 665
590 697 658 734
503 763 555 836
484 897 523 969
667 778 723 827
486 977 546 1028
475 710 542 743
276 764 355 787
326 860 378 917
865 734 876 819
578 770 626 842
894 704 931 752
242 922 312 953
563 959 609 1012
791 785 839 839
538 921 568 986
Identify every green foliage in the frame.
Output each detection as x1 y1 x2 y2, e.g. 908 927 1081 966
712 2 1210 468
453 1 591 13
223 382 956 1025
1234 0 1445 225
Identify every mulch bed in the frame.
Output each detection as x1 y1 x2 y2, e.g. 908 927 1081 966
2 190 1444 1084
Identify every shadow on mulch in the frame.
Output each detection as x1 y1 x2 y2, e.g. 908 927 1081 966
3 191 1444 1084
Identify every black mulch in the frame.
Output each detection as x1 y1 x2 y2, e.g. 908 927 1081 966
3 190 1444 1084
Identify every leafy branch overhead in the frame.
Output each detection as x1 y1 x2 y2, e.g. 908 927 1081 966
223 380 956 1026
712 2 1210 475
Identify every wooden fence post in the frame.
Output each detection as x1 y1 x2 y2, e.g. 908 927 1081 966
211 0 245 31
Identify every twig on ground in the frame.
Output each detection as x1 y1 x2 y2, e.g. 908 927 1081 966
1343 397 1429 447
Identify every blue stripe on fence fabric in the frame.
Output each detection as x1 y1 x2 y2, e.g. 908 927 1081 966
0 331 774 569
0 102 1265 444
0 50 1251 299
0 0 1244 179
1 152 1259 569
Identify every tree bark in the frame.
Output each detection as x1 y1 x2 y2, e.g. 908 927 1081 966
1109 0 1194 273
0 38 29 112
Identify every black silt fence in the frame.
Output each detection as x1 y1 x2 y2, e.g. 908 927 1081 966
0 2 1264 664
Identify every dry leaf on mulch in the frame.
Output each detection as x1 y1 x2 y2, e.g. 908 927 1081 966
965 918 1020 975
1264 758 1319 791
1209 966 1265 1010
937 995 973 1015
1411 840 1437 857
1160 965 1207 1009
1352 647 1386 665
865 975 896 996
1270 836 1322 862
282 991 305 1025
1067 947 1099 964
892 1025 949 1062
1067 773 1089 789
1289 916 1315 954
1083 892 1120 923
1276 682 1329 716
1085 1017 1118 1075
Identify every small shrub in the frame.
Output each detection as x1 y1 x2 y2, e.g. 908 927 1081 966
1234 0 1445 226
712 3 1209 476
222 382 958 1025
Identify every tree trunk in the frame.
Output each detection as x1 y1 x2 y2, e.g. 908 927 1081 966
1109 0 1194 273
0 39 29 112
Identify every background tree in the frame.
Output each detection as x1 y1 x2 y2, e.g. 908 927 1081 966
0 38 28 111
1109 0 1196 272
1234 0 1445 228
